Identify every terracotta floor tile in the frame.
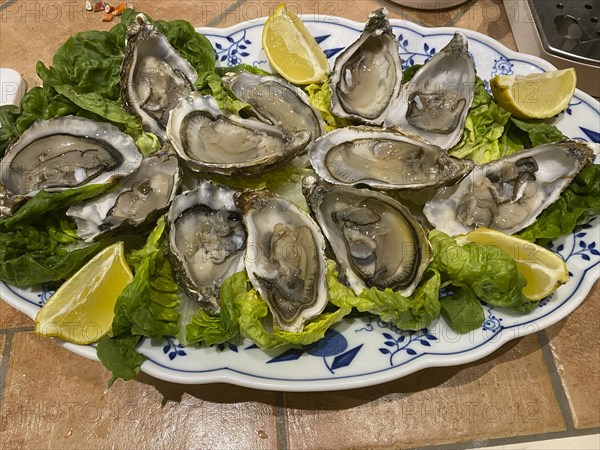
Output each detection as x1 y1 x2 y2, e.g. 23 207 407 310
284 334 565 449
0 333 279 449
451 0 517 50
547 281 600 429
0 301 34 330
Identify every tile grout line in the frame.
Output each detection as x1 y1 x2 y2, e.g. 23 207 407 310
0 0 19 12
537 330 576 431
205 0 249 28
0 326 34 335
0 332 14 410
409 427 600 450
275 391 288 450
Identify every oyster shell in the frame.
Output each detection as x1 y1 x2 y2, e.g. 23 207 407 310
168 181 246 314
167 93 311 176
121 13 198 139
234 190 328 332
309 126 473 190
384 32 476 149
0 116 142 216
303 176 432 297
329 7 402 125
424 140 598 236
66 151 180 242
222 71 325 145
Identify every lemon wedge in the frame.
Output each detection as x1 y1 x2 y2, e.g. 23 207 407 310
457 228 569 301
34 242 133 344
490 68 577 120
262 3 329 84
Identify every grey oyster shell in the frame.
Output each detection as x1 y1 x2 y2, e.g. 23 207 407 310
168 181 246 315
222 71 325 147
329 7 402 125
121 13 198 140
234 189 328 332
384 32 476 149
309 126 473 190
167 93 311 176
303 176 432 297
0 116 142 217
423 140 598 236
66 151 181 242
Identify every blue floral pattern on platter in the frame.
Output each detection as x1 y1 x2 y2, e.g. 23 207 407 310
1 17 598 391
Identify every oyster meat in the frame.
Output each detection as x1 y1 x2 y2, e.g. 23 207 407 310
309 126 473 190
67 151 180 242
167 93 311 176
121 13 198 139
330 7 402 125
424 140 598 236
303 176 432 297
384 32 476 149
0 116 142 216
234 190 328 332
168 181 246 314
222 71 325 145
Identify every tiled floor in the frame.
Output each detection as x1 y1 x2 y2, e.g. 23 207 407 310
0 0 599 448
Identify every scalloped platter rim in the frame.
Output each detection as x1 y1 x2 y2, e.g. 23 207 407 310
1 15 599 392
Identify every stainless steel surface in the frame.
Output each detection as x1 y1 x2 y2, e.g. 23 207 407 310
528 0 600 66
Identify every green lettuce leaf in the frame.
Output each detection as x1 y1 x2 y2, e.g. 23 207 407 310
304 82 352 131
215 64 273 77
449 77 513 163
506 117 566 148
518 163 600 242
185 263 352 349
0 221 104 287
195 71 251 114
429 230 537 313
1 184 114 228
110 217 180 339
328 267 442 331
96 334 146 387
439 283 484 333
210 165 315 211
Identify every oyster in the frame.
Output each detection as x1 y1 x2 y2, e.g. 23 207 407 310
168 181 246 314
121 13 197 139
234 190 328 332
66 151 180 242
309 126 473 190
303 176 432 297
0 116 142 216
384 32 476 149
222 71 325 145
424 140 597 236
329 8 402 125
167 93 311 176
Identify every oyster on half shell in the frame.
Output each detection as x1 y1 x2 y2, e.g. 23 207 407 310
234 190 328 332
424 140 598 236
0 116 142 217
167 93 311 176
384 32 476 149
121 13 198 139
329 7 403 125
168 181 247 314
303 176 432 297
309 126 473 190
67 151 180 242
222 71 325 146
